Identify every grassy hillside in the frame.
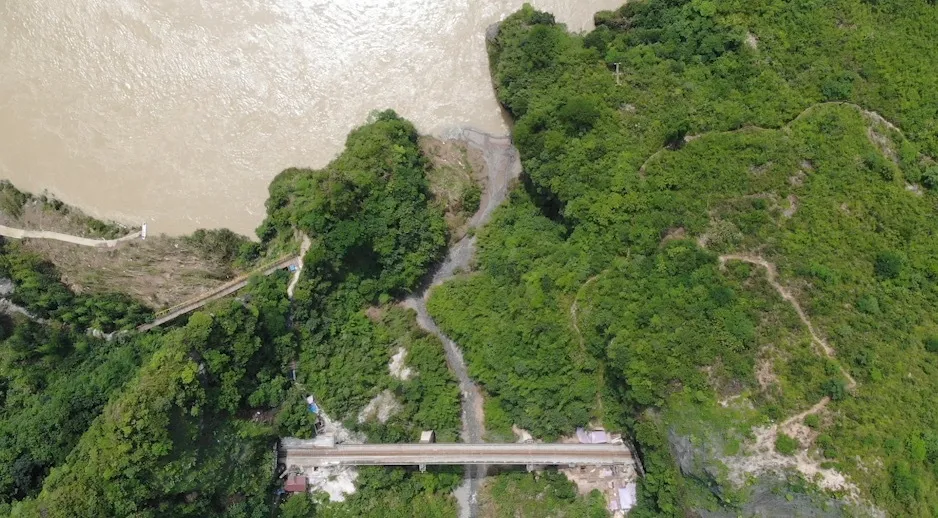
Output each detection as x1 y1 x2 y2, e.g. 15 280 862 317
429 1 938 516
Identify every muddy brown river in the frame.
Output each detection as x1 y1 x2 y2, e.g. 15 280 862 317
0 0 622 236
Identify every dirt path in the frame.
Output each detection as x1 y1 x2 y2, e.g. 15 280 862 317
718 254 856 390
287 234 311 300
569 274 608 420
639 102 905 176
569 275 601 352
404 128 522 518
0 224 141 248
719 254 860 494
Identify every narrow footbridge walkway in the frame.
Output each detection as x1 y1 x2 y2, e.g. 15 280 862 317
137 256 299 332
0 224 141 248
280 440 633 468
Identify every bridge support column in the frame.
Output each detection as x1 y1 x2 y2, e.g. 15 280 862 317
526 464 535 473
419 464 427 473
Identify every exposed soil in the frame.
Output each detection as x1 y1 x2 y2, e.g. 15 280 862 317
783 194 799 218
718 255 860 496
724 397 856 496
357 389 402 424
19 235 237 308
421 137 488 243
287 234 311 299
389 347 414 381
756 353 779 391
0 193 130 239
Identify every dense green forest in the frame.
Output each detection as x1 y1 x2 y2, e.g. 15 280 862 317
5 0 938 516
0 110 464 516
426 1 938 516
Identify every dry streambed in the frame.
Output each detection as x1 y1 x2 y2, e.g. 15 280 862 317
403 128 522 518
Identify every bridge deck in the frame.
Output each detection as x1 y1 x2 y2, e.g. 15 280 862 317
137 256 298 332
280 442 633 467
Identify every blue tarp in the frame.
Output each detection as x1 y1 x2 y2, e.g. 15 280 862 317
308 403 319 414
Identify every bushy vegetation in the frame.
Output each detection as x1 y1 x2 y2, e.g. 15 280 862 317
185 228 262 268
0 240 151 332
315 467 461 518
10 277 295 517
480 470 608 517
0 110 461 516
259 110 446 307
426 1 938 515
0 320 156 506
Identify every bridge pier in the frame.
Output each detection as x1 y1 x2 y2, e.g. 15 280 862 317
419 464 427 473
526 464 535 473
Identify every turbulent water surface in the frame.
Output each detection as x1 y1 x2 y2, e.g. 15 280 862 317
0 0 622 235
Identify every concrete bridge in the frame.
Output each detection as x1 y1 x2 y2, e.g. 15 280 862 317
137 256 298 332
279 439 634 469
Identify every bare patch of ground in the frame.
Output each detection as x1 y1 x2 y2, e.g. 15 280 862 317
512 425 533 444
717 255 863 498
789 170 807 187
905 183 924 196
561 464 638 512
756 353 779 391
286 233 311 299
748 162 773 176
783 194 799 218
723 399 856 497
364 305 385 322
389 346 414 381
660 227 686 245
745 31 759 50
307 466 359 502
283 406 365 502
19 235 238 308
867 126 898 163
357 389 402 424
421 136 487 243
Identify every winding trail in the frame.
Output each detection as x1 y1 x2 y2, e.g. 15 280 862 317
639 101 906 176
569 274 607 420
0 224 141 248
404 128 522 518
718 254 856 390
718 254 860 492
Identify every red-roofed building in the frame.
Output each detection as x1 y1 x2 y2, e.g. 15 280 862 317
284 474 308 493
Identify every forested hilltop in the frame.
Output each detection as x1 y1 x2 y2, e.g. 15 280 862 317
427 0 938 516
0 112 470 517
3 1 938 517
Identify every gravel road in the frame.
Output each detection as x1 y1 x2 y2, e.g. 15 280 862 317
404 128 521 518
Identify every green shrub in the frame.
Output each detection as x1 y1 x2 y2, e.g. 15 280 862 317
775 433 800 456
461 184 482 214
924 336 938 354
874 251 903 280
804 414 821 429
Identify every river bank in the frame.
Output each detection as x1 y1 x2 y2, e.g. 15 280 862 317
0 0 620 236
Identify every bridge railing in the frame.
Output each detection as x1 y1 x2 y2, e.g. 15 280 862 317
151 255 295 319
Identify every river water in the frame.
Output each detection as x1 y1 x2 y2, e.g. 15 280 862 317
0 0 622 236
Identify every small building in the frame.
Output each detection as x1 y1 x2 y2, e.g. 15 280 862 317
420 430 436 444
284 474 308 493
618 483 638 512
576 427 609 444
